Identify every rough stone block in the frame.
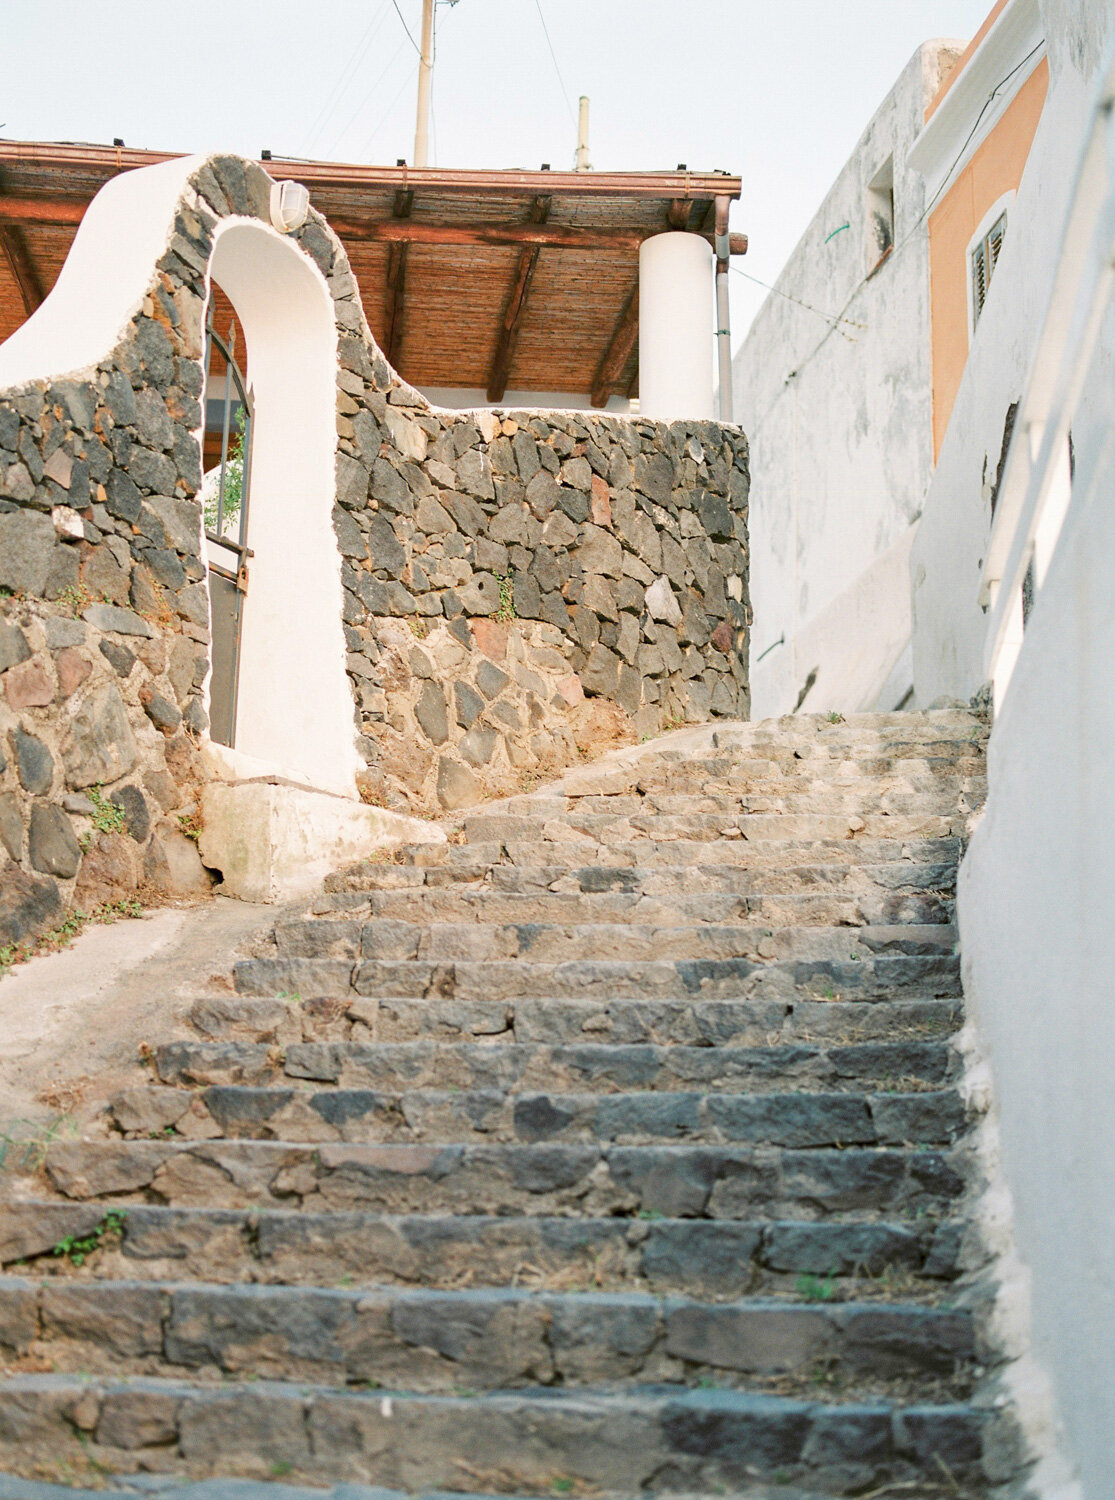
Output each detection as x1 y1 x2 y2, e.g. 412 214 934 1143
437 756 482 810
458 572 501 616
0 792 22 861
454 680 485 730
62 684 139 788
580 644 621 698
0 620 31 674
28 802 81 878
476 658 510 699
0 509 56 594
9 728 53 795
415 682 449 745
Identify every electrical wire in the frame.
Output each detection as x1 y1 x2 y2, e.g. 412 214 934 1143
302 6 391 156
907 40 1045 240
534 0 577 127
730 265 864 333
359 61 421 158
390 0 422 55
333 34 410 157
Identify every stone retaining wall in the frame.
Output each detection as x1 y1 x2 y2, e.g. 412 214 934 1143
333 374 751 809
0 153 750 931
0 269 214 941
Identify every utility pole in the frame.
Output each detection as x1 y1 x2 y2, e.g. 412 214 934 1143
575 96 591 171
413 0 435 168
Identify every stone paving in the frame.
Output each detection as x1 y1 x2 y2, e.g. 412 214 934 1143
0 710 1013 1495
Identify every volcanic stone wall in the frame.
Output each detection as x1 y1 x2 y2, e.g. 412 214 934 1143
333 360 750 810
0 298 213 944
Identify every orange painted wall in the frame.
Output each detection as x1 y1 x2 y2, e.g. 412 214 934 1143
929 57 1048 458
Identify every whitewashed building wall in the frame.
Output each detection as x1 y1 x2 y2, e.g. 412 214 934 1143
731 41 962 719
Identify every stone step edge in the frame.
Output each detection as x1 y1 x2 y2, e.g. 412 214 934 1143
0 1478 606 1500
0 1203 966 1281
120 1086 968 1149
0 1278 978 1389
0 1372 992 1481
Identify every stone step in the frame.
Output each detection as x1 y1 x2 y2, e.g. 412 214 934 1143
154 1036 956 1095
329 837 966 888
617 775 985 809
112 1080 966 1150
461 787 982 831
627 726 984 768
309 886 954 929
697 711 987 745
0 1373 990 1493
458 812 963 845
0 1203 966 1295
270 918 957 967
0 1277 979 1394
41 1138 967 1219
571 763 981 801
188 993 963 1049
320 858 961 904
0 1476 865 1500
233 952 963 1004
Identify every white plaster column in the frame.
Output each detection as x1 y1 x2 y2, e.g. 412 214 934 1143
638 232 715 421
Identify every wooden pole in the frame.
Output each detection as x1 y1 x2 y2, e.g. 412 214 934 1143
413 0 435 169
575 97 591 172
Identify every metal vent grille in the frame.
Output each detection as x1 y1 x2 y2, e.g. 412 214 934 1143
972 212 1007 328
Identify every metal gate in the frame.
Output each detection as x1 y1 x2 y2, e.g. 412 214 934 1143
202 319 253 748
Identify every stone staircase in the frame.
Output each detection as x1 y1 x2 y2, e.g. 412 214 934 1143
0 710 1005 1497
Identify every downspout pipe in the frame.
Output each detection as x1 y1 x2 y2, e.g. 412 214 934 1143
714 195 733 424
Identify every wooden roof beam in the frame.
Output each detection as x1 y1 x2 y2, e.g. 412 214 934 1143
0 196 86 226
329 218 645 252
0 198 749 257
591 285 639 409
486 195 552 404
0 224 45 314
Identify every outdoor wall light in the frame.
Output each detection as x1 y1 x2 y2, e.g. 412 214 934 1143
269 180 310 233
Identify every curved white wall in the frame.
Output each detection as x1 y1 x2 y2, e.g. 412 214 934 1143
0 151 359 799
208 222 358 798
0 155 202 387
638 232 714 421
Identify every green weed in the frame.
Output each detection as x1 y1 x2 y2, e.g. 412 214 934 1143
0 899 143 978
795 1270 839 1302
493 573 516 623
86 785 127 836
53 1210 127 1267
57 583 92 618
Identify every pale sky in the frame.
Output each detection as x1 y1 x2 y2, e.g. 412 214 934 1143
1 0 993 347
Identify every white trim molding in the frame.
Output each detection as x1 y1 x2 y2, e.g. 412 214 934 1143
908 0 1045 206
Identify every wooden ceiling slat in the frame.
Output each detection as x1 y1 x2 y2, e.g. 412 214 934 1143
0 142 743 398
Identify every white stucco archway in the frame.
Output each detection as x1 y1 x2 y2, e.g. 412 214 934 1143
206 222 357 797
0 154 360 799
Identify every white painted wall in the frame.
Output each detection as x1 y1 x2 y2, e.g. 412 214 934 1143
0 155 200 387
639 232 715 421
208 221 359 798
731 43 960 720
959 306 1115 1499
909 3 1113 705
905 7 1115 1490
